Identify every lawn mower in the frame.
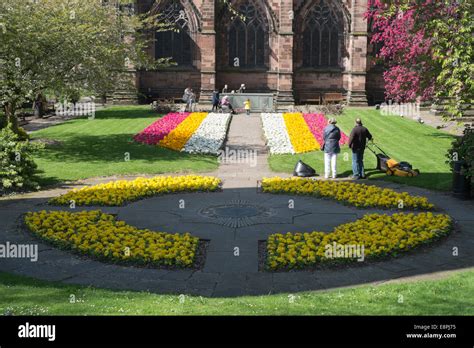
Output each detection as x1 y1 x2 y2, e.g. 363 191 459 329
366 143 420 177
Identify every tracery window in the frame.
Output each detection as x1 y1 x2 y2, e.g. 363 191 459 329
302 0 341 68
228 1 266 68
155 1 193 66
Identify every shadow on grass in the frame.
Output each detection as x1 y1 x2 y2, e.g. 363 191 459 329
93 107 158 120
425 132 458 140
35 133 217 164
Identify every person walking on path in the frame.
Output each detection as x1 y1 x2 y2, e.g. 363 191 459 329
244 98 251 116
348 118 373 179
212 89 220 112
322 118 341 179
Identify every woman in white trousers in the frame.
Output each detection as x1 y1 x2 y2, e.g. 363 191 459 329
322 118 342 179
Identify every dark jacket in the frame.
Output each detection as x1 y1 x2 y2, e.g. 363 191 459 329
323 124 341 154
212 91 220 104
348 125 372 151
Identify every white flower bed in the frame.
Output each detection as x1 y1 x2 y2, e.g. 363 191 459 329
183 112 232 155
261 113 295 154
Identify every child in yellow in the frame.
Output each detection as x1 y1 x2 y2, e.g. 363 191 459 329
244 99 251 116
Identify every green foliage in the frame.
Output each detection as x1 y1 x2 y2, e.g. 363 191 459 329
430 1 474 118
447 127 474 177
0 0 169 129
0 127 43 194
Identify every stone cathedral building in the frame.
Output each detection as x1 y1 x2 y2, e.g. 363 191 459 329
128 0 384 108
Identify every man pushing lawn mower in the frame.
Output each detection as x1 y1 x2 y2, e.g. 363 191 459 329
349 118 373 180
348 118 420 179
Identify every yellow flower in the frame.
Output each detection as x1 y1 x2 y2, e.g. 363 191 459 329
283 113 320 153
49 175 221 206
265 212 451 270
261 177 434 210
24 210 199 268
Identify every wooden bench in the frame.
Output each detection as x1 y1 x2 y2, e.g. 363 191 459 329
323 92 344 104
298 92 321 105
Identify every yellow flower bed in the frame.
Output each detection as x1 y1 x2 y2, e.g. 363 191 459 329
49 175 222 206
283 113 320 153
266 213 452 270
262 177 434 209
159 112 208 151
25 210 199 267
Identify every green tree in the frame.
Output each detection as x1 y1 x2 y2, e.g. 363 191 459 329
0 0 167 133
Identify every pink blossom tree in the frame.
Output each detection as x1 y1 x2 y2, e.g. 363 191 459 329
366 0 473 117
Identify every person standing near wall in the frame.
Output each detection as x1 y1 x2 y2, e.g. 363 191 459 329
183 87 193 112
244 98 251 116
348 118 373 179
212 89 220 112
322 118 341 179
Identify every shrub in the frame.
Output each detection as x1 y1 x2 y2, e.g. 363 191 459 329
447 126 474 177
0 127 43 194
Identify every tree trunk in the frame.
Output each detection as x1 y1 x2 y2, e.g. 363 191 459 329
34 93 46 118
0 105 7 129
5 102 19 133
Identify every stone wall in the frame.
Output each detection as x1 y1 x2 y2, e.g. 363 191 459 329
130 0 382 106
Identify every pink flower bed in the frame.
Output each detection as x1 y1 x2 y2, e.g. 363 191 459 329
303 114 349 146
133 112 190 145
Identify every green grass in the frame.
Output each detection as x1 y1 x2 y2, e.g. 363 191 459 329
269 108 456 191
1 270 473 315
30 106 218 185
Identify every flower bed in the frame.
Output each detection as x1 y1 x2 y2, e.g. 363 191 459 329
133 112 190 145
49 175 222 206
266 213 452 270
261 113 349 154
261 113 295 154
283 113 320 153
183 113 231 155
159 112 209 151
303 113 349 146
134 112 232 154
25 210 199 268
262 177 434 209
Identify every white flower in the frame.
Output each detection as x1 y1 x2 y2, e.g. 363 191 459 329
183 112 232 155
261 113 295 154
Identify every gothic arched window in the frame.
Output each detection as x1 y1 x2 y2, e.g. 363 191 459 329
303 0 341 68
228 1 266 68
155 2 193 66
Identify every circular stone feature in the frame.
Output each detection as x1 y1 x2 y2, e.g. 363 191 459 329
212 206 260 218
198 200 275 227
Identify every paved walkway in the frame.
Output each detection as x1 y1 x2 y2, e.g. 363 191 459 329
216 113 291 188
0 113 473 297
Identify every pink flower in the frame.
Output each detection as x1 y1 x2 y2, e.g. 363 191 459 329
134 112 190 145
303 114 349 147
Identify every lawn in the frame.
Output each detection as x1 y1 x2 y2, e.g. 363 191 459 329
1 270 472 315
269 108 456 191
30 106 218 185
